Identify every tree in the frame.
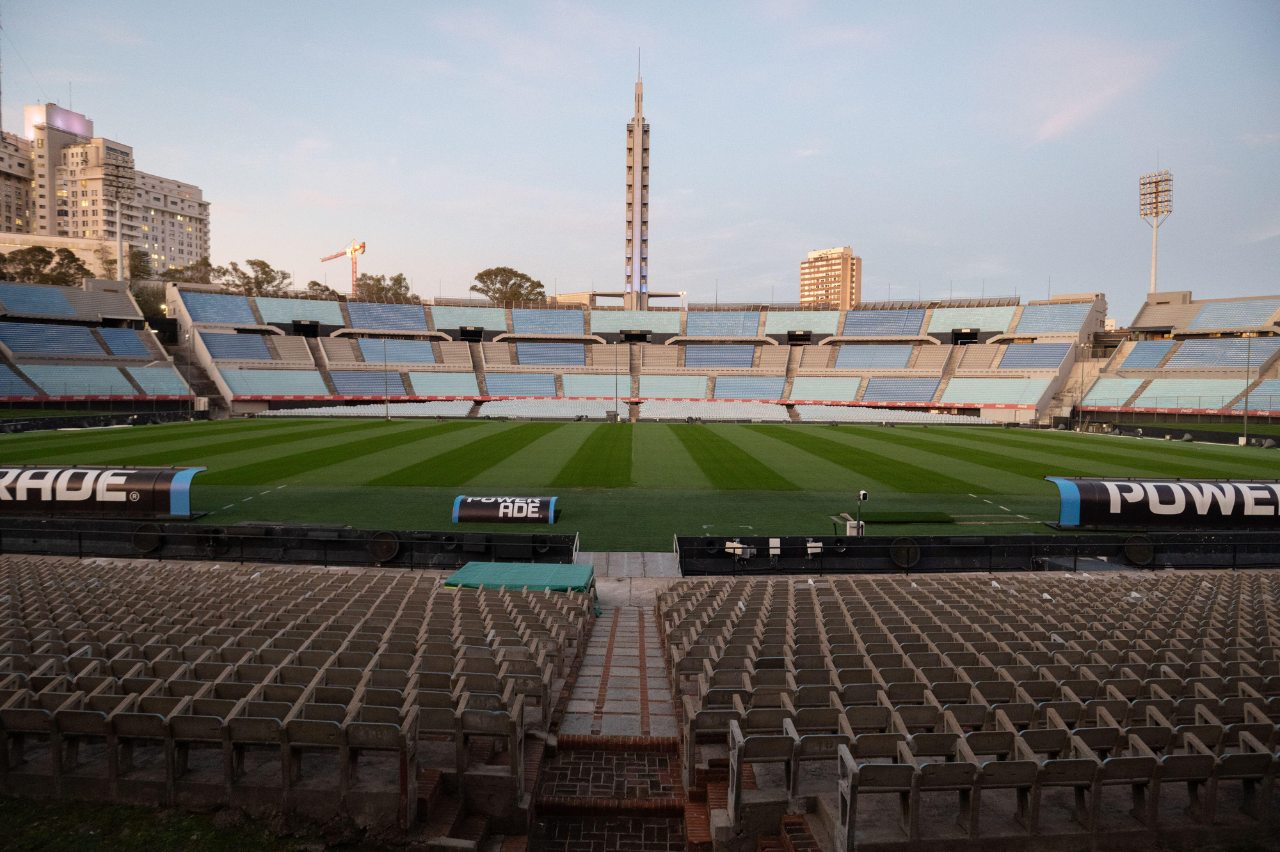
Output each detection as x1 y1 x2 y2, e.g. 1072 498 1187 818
128 248 153 281
131 283 166 322
93 244 117 279
221 259 293 297
305 280 342 300
354 272 416 303
160 257 224 286
470 266 545 305
0 246 92 286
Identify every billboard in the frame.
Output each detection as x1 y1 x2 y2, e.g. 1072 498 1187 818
1047 477 1280 529
0 466 205 519
452 496 559 524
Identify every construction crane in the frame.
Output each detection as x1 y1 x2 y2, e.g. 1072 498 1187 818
321 239 366 295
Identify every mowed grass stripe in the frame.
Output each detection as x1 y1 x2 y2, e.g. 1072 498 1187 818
630 423 712 489
551 424 633 487
0 419 296 461
747 425 993 493
668 425 799 491
201 420 486 485
92 420 394 468
371 422 565 487
979 427 1270 473
909 426 1262 481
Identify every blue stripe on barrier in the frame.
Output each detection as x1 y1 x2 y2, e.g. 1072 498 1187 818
1046 477 1081 527
169 467 206 517
452 494 464 524
548 496 557 525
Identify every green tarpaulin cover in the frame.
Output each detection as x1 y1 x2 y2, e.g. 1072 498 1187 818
444 561 594 593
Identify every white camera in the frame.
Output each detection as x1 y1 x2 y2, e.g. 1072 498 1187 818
858 490 869 502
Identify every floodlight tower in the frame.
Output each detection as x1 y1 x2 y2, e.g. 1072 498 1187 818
1139 169 1172 295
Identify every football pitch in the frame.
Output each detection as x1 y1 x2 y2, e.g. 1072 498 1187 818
1 418 1272 550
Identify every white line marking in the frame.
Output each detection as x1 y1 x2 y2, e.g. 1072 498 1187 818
982 499 993 504
1016 514 1030 520
275 484 288 490
241 496 253 502
998 505 1010 512
221 504 234 510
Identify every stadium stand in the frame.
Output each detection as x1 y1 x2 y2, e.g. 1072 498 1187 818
0 364 36 395
0 280 74 316
429 305 508 332
1164 337 1280 369
97 326 155 357
254 296 346 326
0 280 142 322
511 307 585 335
1013 301 1093 334
997 342 1070 369
684 344 756 368
789 376 861 402
127 366 194 396
1188 298 1280 330
1119 339 1174 369
1081 377 1145 407
763 310 841 337
639 374 710 398
1236 379 1280 410
860 377 939 403
638 399 790 421
262 400 476 417
356 337 436 364
485 373 557 396
835 344 913 369
408 371 480 396
841 308 925 337
1132 379 1245 410
481 397 618 419
587 309 682 336
561 373 627 397
329 370 410 396
201 331 272 361
941 377 1053 406
220 368 329 397
19 364 137 396
346 302 429 331
180 290 258 325
713 376 786 399
0 321 105 357
515 341 586 366
794 405 991 424
926 305 1016 334
685 311 761 337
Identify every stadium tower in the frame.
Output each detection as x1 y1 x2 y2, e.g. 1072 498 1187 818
625 72 649 309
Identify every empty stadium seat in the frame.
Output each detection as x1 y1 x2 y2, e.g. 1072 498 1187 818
836 345 913 369
561 373 627 397
1187 299 1280 330
789 377 861 402
763 311 841 337
356 338 436 364
860 377 939 403
0 322 105 357
1014 302 1092 334
220 369 329 397
97 327 154 357
329 370 409 396
713 376 785 399
0 281 75 317
1132 379 1245 410
181 291 257 325
485 373 556 396
515 342 586 366
1164 338 1280 369
510 308 585 335
201 332 272 360
0 364 36 396
407 372 480 396
638 399 789 420
254 297 345 326
429 305 508 331
941 378 1052 405
21 365 136 396
794 405 992 425
926 306 1017 334
587 309 682 335
1235 379 1280 410
480 398 618 419
346 302 428 331
685 311 761 337
841 309 925 337
261 400 475 418
1119 340 1175 369
1082 377 1144 407
128 367 191 396
685 344 755 368
999 343 1071 369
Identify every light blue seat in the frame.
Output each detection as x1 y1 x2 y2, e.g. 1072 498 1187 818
202 332 272 360
330 370 408 395
97 327 153 357
685 311 760 337
1082 377 1144 406
485 373 556 396
357 338 436 363
0 322 104 356
926 306 1016 334
835 344 913 369
0 365 37 396
562 374 626 397
1133 379 1243 409
429 305 508 331
790 376 861 401
1164 337 1280 369
182 291 256 325
998 343 1070 369
762 311 841 336
408 371 480 396
713 376 785 399
639 374 709 398
1120 340 1174 369
861 377 939 402
841 309 925 337
1236 379 1280 411
515 342 586 365
941 378 1052 405
587 310 682 335
221 369 328 397
128 367 190 396
1188 299 1280 330
346 302 428 331
254 296 345 326
1014 303 1092 334
23 365 135 396
684 344 755 368
0 282 74 317
511 308 585 335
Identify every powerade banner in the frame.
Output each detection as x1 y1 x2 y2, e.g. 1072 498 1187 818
452 496 558 524
1047 477 1280 529
0 466 205 519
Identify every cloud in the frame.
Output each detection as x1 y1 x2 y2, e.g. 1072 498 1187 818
990 35 1172 143
1241 218 1280 244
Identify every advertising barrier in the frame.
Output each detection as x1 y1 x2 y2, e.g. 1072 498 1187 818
0 466 205 519
452 495 559 524
1047 477 1280 529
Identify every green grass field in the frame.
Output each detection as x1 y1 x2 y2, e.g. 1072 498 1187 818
2 418 1274 550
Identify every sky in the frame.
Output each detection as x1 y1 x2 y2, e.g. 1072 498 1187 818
3 1 1277 323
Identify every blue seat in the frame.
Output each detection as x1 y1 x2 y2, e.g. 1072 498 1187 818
202 332 272 360
841 309 925 337
408 372 480 396
128 367 190 396
639 375 709 398
254 296 345 326
0 365 37 396
1164 338 1280 369
97 327 153 357
486 373 556 396
685 311 760 337
220 369 328 397
861 377 938 402
330 370 408 395
22 365 135 396
0 282 75 317
562 374 625 397
1082 377 1144 406
1236 379 1280 411
790 377 861 401
1014 303 1092 334
515 342 586 365
511 308 585 335
762 311 841 336
588 310 682 335
1119 340 1173 369
346 302 428 331
926 306 1016 334
684 344 755 368
357 338 436 363
182 291 256 325
713 376 785 399
941 378 1052 405
1188 299 1280 330
998 343 1070 369
835 344 912 369
0 322 104 356
429 306 508 331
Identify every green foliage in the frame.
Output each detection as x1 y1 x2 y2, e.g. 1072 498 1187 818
354 272 415 302
0 246 92 286
304 280 341 299
470 266 545 304
128 248 152 281
160 257 221 286
130 283 167 322
221 259 293 296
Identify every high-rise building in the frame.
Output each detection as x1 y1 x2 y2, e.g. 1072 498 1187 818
799 246 861 309
624 76 649 309
3 103 209 275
